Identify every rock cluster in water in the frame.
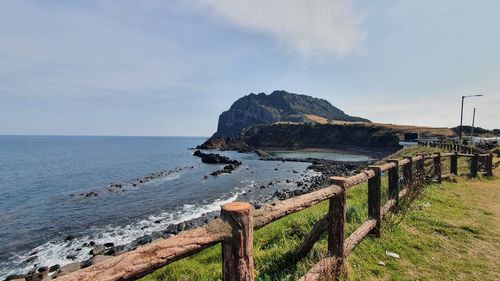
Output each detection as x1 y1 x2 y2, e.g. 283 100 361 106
69 165 195 198
192 150 242 177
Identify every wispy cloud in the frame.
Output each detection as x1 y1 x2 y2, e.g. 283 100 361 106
0 1 216 98
194 0 365 57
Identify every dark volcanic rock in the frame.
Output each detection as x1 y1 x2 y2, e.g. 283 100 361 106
131 235 152 247
196 137 251 151
49 264 60 272
214 90 370 137
192 150 242 165
64 235 76 241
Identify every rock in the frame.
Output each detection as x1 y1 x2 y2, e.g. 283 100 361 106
37 266 48 273
82 255 113 268
131 235 152 247
64 235 76 241
177 222 187 232
5 275 28 281
84 191 98 197
89 245 106 256
166 224 179 234
48 264 60 273
105 244 128 256
25 255 37 263
192 150 242 166
103 242 114 248
56 262 82 277
66 255 76 260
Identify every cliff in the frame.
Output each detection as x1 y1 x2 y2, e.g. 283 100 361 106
198 123 401 151
244 123 400 148
214 90 370 137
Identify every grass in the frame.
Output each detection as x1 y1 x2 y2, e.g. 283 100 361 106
345 170 500 281
141 146 499 281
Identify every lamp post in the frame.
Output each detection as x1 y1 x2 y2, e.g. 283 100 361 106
459 94 482 146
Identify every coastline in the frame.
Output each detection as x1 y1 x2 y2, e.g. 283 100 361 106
3 145 382 280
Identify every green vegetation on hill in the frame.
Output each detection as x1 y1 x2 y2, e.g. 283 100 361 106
141 146 498 281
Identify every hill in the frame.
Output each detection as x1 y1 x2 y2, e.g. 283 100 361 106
214 90 370 137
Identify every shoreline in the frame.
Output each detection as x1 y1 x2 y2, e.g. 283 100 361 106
4 149 378 280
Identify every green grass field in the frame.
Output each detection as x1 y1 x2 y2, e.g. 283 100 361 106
141 146 499 281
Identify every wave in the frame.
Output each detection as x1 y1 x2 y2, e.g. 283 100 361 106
0 191 241 279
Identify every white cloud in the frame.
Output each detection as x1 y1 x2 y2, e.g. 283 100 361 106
194 0 365 57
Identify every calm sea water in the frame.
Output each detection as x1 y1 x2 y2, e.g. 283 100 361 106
0 136 367 278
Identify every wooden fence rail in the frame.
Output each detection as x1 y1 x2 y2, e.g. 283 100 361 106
57 149 494 281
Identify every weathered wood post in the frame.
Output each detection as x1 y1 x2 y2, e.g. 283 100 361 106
485 153 493 176
404 157 413 189
368 166 381 237
327 186 346 275
450 152 458 175
416 154 425 176
470 153 479 178
388 160 399 210
221 202 254 281
433 153 441 183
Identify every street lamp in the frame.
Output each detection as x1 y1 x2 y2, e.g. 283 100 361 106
459 94 483 146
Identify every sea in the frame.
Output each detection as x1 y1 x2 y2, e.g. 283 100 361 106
0 135 371 278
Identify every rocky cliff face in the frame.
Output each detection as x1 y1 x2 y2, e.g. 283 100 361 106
198 123 401 151
214 90 370 137
243 123 400 148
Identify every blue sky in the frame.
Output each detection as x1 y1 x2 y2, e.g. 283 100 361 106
1 0 499 136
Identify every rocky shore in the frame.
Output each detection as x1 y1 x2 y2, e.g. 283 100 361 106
7 149 371 281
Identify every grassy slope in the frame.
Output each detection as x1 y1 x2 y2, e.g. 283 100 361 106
141 147 499 281
345 169 499 280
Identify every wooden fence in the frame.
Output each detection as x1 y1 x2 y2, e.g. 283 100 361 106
419 140 487 154
58 150 494 281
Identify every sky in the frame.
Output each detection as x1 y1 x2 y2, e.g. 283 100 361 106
0 0 499 136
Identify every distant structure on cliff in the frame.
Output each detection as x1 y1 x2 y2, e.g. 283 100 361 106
214 90 370 137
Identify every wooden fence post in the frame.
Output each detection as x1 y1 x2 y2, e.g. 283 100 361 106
485 153 493 176
221 202 254 281
404 157 413 189
470 153 479 178
433 153 441 183
416 154 425 176
327 188 346 274
450 152 458 175
388 160 399 210
368 166 381 237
